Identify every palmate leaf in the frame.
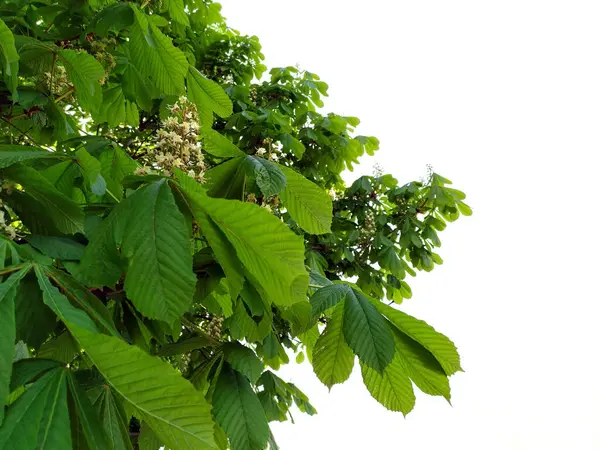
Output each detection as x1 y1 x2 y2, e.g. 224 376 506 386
3 165 84 235
342 288 395 373
59 49 105 115
129 8 188 96
175 173 308 307
121 179 196 321
277 164 332 235
0 367 72 450
72 326 217 450
0 145 64 169
212 364 270 450
371 300 462 375
187 66 232 119
90 385 132 450
138 422 162 450
312 302 354 389
0 18 19 97
0 266 31 424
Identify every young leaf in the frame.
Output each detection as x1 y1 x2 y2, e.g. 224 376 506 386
277 164 332 235
73 326 216 450
212 364 270 450
121 179 196 321
312 302 354 389
342 288 395 373
187 66 233 118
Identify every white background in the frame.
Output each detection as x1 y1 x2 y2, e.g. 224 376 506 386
219 1 600 448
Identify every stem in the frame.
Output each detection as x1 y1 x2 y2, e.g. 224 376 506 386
54 86 75 103
0 263 28 276
0 116 43 147
50 53 58 95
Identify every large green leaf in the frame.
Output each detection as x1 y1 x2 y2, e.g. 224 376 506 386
0 367 72 449
0 19 19 96
91 386 132 450
129 8 188 95
74 148 107 196
59 49 104 114
161 0 189 26
312 302 354 389
27 235 85 260
212 364 269 450
66 372 110 450
360 357 415 416
0 267 30 424
122 63 154 111
73 327 216 450
0 145 63 169
121 179 196 321
14 273 55 349
187 66 233 118
246 157 286 197
175 173 308 307
372 300 462 375
277 164 332 235
138 422 162 450
342 288 395 373
3 165 84 234
223 343 264 384
310 283 350 317
97 85 140 128
202 131 245 158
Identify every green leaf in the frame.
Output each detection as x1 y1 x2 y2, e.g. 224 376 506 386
360 356 415 415
73 327 216 450
97 85 140 128
28 235 85 260
156 335 216 357
0 145 62 169
212 364 269 450
138 422 162 450
277 164 332 235
59 49 105 114
378 246 405 279
161 0 190 26
187 66 233 118
34 265 99 334
3 165 84 234
97 146 138 185
14 273 56 349
312 302 354 389
122 63 154 111
0 18 19 96
223 342 265 384
310 283 350 317
342 288 395 373
202 131 245 158
121 180 196 321
175 174 308 307
37 331 78 363
92 385 133 450
0 267 30 424
0 367 72 449
74 148 107 196
129 8 188 96
66 372 110 450
10 358 62 392
371 300 462 375
279 134 305 159
246 157 286 197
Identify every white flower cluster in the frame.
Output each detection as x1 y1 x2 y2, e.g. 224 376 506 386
44 65 71 95
255 137 282 162
206 315 224 340
138 96 207 183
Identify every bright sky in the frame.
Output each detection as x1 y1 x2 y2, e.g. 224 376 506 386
219 1 600 448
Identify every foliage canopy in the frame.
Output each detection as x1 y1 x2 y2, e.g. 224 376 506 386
0 0 471 448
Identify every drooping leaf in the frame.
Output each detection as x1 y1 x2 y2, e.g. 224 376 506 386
212 364 270 450
372 300 462 375
0 19 19 96
121 179 196 321
342 288 395 373
73 327 216 450
312 302 354 389
310 283 350 317
277 164 332 235
223 342 265 384
360 356 415 416
59 49 105 115
187 66 233 118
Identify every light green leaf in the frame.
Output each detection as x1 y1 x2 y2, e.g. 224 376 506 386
73 326 216 450
202 131 245 158
3 165 84 234
66 372 110 450
246 157 286 197
312 302 354 389
277 164 332 235
138 422 162 450
212 364 269 450
310 283 350 317
129 8 188 95
0 145 63 169
75 148 107 196
121 180 196 321
187 66 233 118
371 300 462 375
0 367 72 449
0 18 19 96
59 49 105 114
223 342 265 384
342 288 395 373
279 134 305 159
98 85 140 128
34 265 99 334
360 356 415 416
378 246 405 279
175 174 308 307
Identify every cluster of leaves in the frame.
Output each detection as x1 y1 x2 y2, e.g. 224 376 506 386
0 1 472 449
